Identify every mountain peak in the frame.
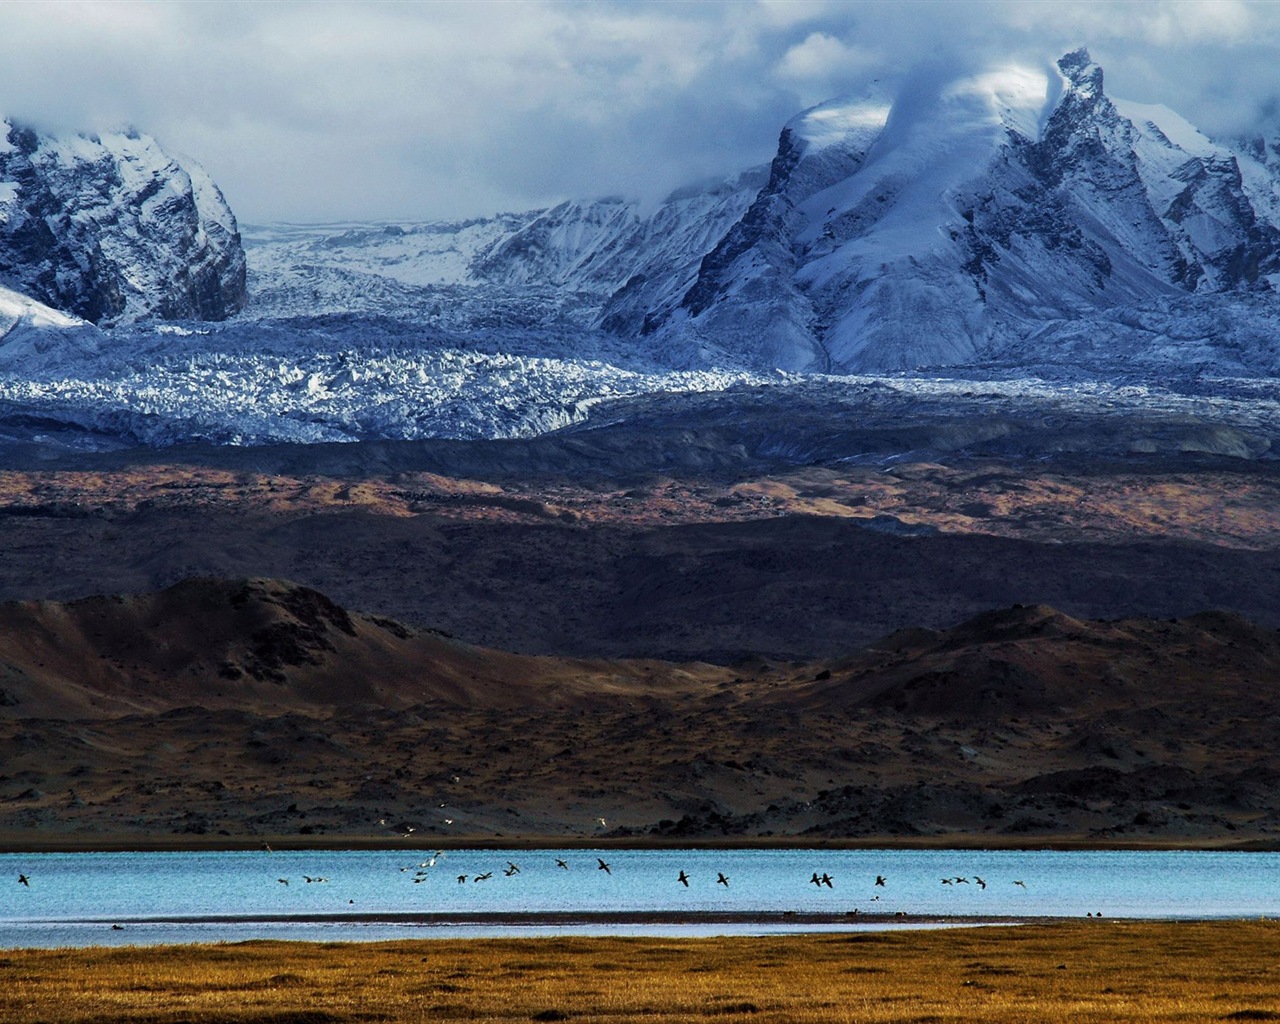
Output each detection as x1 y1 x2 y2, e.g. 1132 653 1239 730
1058 47 1103 97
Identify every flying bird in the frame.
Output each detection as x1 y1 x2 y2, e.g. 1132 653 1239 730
556 859 570 870
820 873 833 889
474 872 493 882
875 875 886 887
17 874 29 887
717 873 730 887
506 861 521 875
597 858 611 875
457 875 468 884
678 870 690 887
941 878 953 885
810 873 822 887
974 876 986 889
1013 880 1027 888
277 878 289 886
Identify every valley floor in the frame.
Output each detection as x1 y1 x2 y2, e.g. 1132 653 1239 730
2 921 1278 1023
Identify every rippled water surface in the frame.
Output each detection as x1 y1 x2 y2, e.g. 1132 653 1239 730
2 848 1278 946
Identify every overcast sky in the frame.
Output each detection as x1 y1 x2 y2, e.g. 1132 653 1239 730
2 0 1279 224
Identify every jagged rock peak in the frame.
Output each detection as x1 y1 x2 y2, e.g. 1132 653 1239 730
1058 47 1103 97
0 118 247 324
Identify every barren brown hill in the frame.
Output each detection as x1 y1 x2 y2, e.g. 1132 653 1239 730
3 580 1280 849
787 604 1280 719
0 578 721 719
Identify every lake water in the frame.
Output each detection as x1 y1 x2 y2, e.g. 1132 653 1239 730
2 847 1278 947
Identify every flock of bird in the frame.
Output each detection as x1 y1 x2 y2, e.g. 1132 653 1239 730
12 862 1036 894
237 857 1037 897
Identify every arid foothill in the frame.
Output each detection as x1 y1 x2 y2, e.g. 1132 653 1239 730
3 443 1280 851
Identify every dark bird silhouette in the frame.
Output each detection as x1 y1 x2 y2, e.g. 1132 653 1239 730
974 876 986 889
875 875 886 887
821 873 834 888
1013 880 1027 888
17 874 29 887
717 872 729 887
941 878 953 885
556 859 570 870
678 870 690 887
506 861 521 875
597 858 611 875
954 877 969 884
457 874 468 884
277 878 289 886
810 872 822 887
111 924 124 930
474 871 493 881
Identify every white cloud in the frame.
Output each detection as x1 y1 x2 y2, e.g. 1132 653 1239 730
1 0 1278 222
777 32 857 80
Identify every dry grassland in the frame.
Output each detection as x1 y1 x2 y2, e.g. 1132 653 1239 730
2 921 1280 1023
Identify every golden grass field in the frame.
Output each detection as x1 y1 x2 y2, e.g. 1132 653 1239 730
2 921 1279 1023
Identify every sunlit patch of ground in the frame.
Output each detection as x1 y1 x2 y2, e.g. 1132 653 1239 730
4 459 1280 547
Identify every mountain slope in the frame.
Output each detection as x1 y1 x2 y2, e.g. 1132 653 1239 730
0 577 718 719
0 119 246 323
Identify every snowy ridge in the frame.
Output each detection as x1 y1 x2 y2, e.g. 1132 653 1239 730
242 167 765 336
0 282 104 371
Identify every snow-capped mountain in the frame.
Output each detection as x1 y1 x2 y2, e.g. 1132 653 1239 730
0 119 246 324
5 49 1280 451
240 49 1280 379
648 49 1280 372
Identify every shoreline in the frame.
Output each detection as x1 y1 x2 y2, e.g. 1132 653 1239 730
74 911 1040 927
4 832 1278 854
